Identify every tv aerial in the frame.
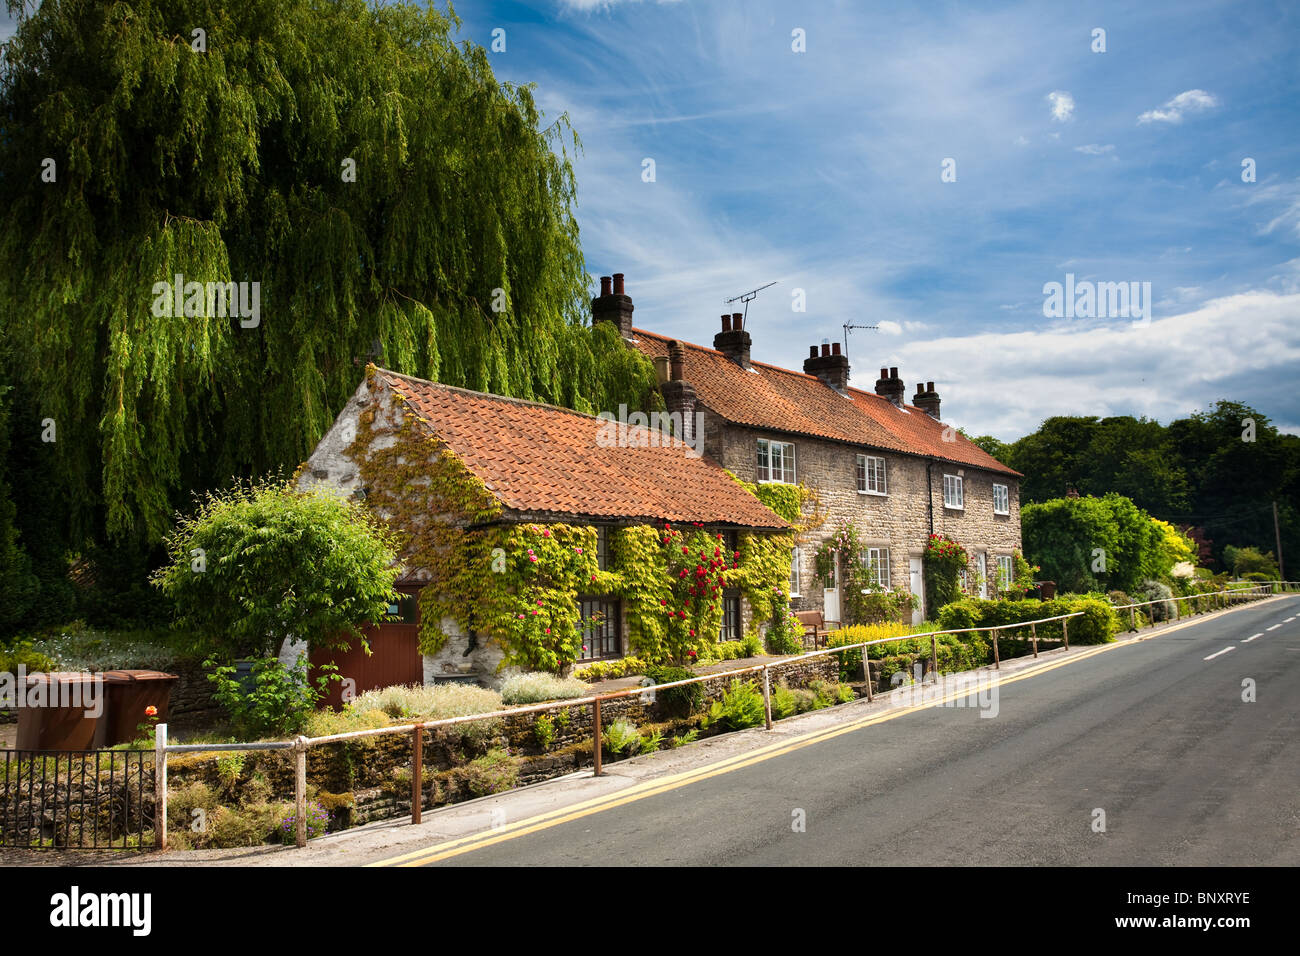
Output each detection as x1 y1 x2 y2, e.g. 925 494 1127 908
724 280 778 327
842 322 879 358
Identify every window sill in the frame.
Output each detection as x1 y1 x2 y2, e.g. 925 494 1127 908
993 510 1010 517
857 490 888 497
758 478 794 485
944 504 964 511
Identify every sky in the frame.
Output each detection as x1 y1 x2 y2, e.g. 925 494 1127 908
3 2 1297 440
447 0 1300 440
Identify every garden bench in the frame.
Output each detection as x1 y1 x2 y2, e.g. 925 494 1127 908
795 610 839 649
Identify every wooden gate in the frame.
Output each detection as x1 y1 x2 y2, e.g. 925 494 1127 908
311 591 423 709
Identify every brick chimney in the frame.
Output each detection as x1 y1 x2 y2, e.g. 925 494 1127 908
713 313 751 369
591 272 634 338
803 340 850 393
874 367 905 407
913 381 940 419
660 339 697 444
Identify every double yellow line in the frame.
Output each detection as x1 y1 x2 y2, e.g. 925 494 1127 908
370 641 1121 866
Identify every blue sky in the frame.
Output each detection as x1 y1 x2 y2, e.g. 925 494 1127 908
450 0 1300 439
4 1 1297 439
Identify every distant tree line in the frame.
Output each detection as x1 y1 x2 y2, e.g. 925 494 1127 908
970 400 1297 575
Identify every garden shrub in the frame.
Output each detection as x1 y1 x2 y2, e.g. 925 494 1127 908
701 679 765 731
603 718 641 757
936 595 1118 646
499 671 590 704
0 640 56 676
1137 580 1176 622
643 663 703 718
348 682 503 720
458 748 518 796
572 656 648 682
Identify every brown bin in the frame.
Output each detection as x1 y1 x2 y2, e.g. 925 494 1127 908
15 672 108 751
101 670 179 747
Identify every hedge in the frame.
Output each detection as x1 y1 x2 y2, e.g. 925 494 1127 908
935 595 1119 645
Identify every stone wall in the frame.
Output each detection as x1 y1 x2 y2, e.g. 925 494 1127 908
704 413 1021 621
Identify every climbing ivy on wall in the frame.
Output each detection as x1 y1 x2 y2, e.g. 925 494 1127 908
342 376 808 671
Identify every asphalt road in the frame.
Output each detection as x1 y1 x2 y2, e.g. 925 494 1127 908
424 596 1300 866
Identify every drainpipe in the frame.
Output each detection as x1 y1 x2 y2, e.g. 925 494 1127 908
927 459 935 537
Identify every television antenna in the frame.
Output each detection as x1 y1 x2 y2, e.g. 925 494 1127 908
842 322 879 358
724 281 778 327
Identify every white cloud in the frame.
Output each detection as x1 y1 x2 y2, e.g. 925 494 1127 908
877 320 903 335
1074 143 1115 155
1014 135 1029 147
856 290 1300 438
1046 90 1075 122
1137 89 1218 124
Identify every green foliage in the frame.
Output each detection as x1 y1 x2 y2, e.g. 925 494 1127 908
0 640 57 676
603 718 642 757
153 479 399 658
643 663 703 717
204 654 337 739
533 714 556 749
700 679 766 732
498 671 590 705
1005 405 1300 574
935 596 1119 645
572 656 649 682
461 749 518 797
1022 493 1168 594
1136 580 1176 622
670 728 700 748
0 0 665 550
1222 545 1279 579
923 534 968 613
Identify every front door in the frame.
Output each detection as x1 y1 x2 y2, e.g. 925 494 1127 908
978 552 988 599
909 556 925 625
823 559 840 625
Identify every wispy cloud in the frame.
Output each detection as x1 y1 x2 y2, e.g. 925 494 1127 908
1074 143 1115 155
1137 89 1218 124
1046 90 1075 122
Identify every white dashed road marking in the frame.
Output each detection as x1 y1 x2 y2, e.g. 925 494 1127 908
1203 646 1236 661
1266 624 1283 631
1243 633 1263 643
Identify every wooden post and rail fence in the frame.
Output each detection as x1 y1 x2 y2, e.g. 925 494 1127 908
140 582 1286 849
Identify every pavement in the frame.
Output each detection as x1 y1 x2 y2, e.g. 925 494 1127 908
45 591 1294 868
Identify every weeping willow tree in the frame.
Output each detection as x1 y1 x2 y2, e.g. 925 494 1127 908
0 0 659 557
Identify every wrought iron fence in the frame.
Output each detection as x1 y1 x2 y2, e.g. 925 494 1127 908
1 749 155 850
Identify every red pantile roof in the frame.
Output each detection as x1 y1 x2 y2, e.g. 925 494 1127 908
374 369 788 528
631 330 1020 477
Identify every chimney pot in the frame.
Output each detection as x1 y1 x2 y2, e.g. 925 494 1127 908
890 367 899 379
831 342 841 355
714 316 752 369
721 314 732 332
732 312 744 330
821 343 830 357
591 272 634 337
880 367 888 379
667 340 687 382
810 346 819 359
927 381 934 392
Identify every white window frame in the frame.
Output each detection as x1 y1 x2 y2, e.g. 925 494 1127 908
943 474 964 510
860 547 891 589
757 438 796 484
996 555 1014 591
789 547 802 597
978 553 988 599
993 483 1009 515
856 454 888 495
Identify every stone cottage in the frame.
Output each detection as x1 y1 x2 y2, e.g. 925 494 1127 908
592 273 1023 624
297 366 789 695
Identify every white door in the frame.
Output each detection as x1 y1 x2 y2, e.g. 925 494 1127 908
978 552 988 599
909 557 924 625
823 559 840 624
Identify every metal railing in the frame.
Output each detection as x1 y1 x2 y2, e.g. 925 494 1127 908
1 748 154 850
150 582 1279 849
